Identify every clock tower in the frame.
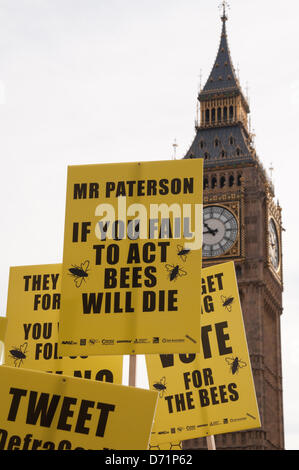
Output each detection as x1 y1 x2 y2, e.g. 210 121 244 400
183 5 284 450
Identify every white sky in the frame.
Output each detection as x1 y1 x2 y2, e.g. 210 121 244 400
0 0 298 450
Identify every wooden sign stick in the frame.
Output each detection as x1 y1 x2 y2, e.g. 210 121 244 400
206 435 216 450
128 354 137 387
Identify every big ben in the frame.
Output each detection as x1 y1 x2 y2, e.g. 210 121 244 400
183 3 284 450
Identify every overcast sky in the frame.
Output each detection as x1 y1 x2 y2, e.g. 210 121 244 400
0 0 298 450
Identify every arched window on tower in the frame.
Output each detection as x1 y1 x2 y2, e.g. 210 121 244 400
211 176 217 188
237 173 242 186
223 106 227 121
230 106 234 121
211 108 216 123
220 175 226 188
229 174 234 187
217 107 221 122
205 109 210 123
204 177 209 189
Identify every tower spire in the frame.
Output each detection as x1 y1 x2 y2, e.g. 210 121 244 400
196 2 250 130
219 1 229 23
184 4 254 163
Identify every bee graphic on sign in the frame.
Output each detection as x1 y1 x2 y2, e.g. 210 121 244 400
153 376 167 398
68 260 90 287
165 264 187 281
149 444 160 450
9 342 28 368
225 356 247 375
177 245 191 262
221 295 235 312
170 442 182 450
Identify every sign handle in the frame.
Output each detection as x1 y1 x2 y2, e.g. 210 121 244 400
129 354 137 387
206 435 216 450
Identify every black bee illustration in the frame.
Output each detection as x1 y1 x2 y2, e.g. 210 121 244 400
225 356 247 375
177 245 191 262
221 295 235 312
9 342 28 368
170 442 182 450
153 376 167 397
165 264 187 281
68 260 90 287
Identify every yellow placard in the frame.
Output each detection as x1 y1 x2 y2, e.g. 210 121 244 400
4 264 122 383
58 160 203 356
0 365 157 450
0 316 7 342
0 316 7 365
146 262 261 444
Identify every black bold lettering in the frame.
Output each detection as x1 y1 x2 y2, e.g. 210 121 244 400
57 397 77 431
143 291 155 312
214 272 224 290
164 395 174 413
106 182 115 197
201 325 212 358
74 183 87 199
171 178 181 194
7 388 27 421
198 389 210 407
228 383 239 401
174 393 186 411
144 266 157 288
75 400 95 435
95 369 113 383
215 321 232 355
26 392 61 427
219 384 228 403
179 354 196 364
89 182 99 198
183 177 194 194
93 244 105 265
210 386 219 405
104 269 117 288
159 179 169 195
95 403 116 437
0 429 8 450
23 276 31 291
126 243 140 264
82 293 103 314
159 354 174 368
143 242 155 263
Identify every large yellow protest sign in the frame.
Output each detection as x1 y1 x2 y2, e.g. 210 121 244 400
0 365 157 450
146 262 260 444
58 160 203 357
4 264 122 383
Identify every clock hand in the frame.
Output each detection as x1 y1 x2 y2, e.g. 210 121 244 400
204 223 214 234
204 223 218 236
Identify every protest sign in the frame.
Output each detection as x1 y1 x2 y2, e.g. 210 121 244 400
58 159 203 356
0 365 157 450
4 264 122 383
146 262 260 444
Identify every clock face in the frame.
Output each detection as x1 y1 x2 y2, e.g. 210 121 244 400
203 205 238 258
269 218 279 270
